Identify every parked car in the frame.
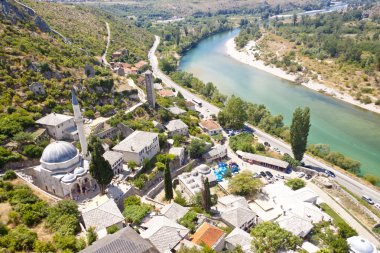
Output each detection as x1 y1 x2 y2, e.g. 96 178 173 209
260 171 267 178
265 171 273 178
264 142 271 147
298 172 305 178
253 172 261 178
374 203 380 210
305 174 312 180
325 170 336 178
362 195 375 205
275 174 284 179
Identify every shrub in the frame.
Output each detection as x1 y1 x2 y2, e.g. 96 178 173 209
363 174 380 185
174 191 187 206
229 133 255 153
0 224 37 251
3 170 17 180
179 210 198 233
34 240 56 253
285 178 305 190
124 195 141 206
122 204 150 224
23 144 44 158
106 224 120 234
86 227 97 245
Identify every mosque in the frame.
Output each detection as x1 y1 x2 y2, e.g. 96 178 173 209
31 90 96 199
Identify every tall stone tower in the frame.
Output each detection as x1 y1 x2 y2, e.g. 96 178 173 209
71 89 89 160
144 70 155 109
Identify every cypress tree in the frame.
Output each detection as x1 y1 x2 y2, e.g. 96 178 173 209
89 137 114 195
290 107 311 162
164 166 173 200
202 177 211 212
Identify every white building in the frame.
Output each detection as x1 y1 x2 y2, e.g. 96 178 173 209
36 113 77 140
160 202 189 221
165 119 188 137
220 206 257 231
112 131 159 165
199 119 223 135
203 144 227 163
178 164 216 198
276 214 314 238
31 90 93 199
167 106 186 115
169 147 186 166
217 195 249 211
103 151 124 175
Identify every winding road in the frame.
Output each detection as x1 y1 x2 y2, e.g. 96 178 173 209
101 22 111 67
148 35 380 205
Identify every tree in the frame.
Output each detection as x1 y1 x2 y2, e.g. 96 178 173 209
3 170 17 180
217 96 247 130
89 137 114 194
164 166 173 200
202 178 211 212
189 139 207 159
285 178 306 190
290 107 311 162
251 222 302 253
292 13 298 26
107 225 120 234
86 227 97 245
228 171 263 197
124 195 141 206
128 160 137 171
34 240 56 253
363 174 380 185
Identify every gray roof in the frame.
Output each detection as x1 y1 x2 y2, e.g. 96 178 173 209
218 195 248 208
167 106 186 115
203 144 226 159
225 228 253 252
36 113 73 126
276 214 314 237
236 150 289 168
221 206 256 228
82 199 124 232
80 226 159 253
165 119 188 132
113 131 158 153
141 216 189 253
41 141 78 164
168 147 185 157
160 203 189 221
103 151 123 165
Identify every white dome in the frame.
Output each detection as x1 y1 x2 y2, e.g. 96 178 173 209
347 236 376 253
196 164 210 174
61 173 76 183
41 141 78 164
73 167 86 176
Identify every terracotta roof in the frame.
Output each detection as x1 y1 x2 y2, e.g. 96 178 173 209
158 89 175 97
134 60 148 69
199 119 222 131
191 222 225 248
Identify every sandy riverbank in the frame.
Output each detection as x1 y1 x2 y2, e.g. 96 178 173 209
225 37 380 115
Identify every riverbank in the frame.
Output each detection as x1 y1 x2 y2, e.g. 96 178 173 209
225 37 380 115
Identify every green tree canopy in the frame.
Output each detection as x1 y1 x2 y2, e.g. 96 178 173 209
218 96 247 130
189 139 207 159
228 171 263 197
285 178 306 190
89 137 114 194
251 222 302 253
290 107 311 161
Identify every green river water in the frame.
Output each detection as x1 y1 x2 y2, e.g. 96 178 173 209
179 29 380 177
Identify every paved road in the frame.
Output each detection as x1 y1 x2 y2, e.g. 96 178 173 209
149 35 380 205
101 22 111 67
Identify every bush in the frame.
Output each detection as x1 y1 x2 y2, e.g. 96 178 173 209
174 191 187 206
229 133 255 153
23 144 44 158
285 178 305 190
363 174 380 185
106 224 120 234
122 204 150 224
124 195 141 206
228 171 263 197
86 227 97 245
45 200 80 235
179 210 198 233
0 224 37 251
3 170 17 180
0 222 8 236
34 240 56 253
189 139 207 159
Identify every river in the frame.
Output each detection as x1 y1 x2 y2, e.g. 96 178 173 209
179 29 380 177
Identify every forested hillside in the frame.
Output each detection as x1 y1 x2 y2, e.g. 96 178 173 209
0 0 153 168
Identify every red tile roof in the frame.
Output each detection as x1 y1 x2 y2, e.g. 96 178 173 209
191 223 225 248
199 119 222 131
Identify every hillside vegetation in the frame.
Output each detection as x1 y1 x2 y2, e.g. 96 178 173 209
257 7 380 105
0 0 153 168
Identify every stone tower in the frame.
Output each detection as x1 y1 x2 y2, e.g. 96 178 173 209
71 89 89 160
145 70 155 109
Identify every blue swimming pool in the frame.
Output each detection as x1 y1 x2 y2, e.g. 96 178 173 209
213 162 240 182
